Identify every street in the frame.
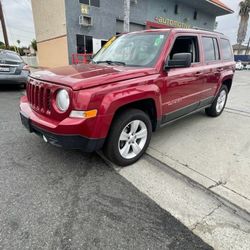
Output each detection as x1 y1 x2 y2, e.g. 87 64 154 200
0 86 211 249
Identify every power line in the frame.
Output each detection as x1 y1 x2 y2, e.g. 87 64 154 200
1 0 34 46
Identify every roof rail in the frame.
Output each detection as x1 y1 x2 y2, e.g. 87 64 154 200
191 26 224 35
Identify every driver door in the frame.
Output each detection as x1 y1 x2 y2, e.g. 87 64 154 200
161 34 205 123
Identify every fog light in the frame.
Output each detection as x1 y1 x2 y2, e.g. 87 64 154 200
43 135 48 143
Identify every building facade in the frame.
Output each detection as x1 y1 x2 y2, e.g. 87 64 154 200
233 44 250 56
31 0 232 68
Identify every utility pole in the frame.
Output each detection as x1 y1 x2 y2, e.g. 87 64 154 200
123 0 130 33
0 0 9 48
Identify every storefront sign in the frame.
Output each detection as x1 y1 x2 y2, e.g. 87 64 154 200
81 4 89 15
154 17 191 29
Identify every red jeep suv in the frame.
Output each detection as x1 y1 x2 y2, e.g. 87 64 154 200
20 29 235 166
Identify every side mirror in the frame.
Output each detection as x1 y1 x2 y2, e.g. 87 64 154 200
165 53 192 70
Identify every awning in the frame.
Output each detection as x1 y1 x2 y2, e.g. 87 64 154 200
206 0 234 15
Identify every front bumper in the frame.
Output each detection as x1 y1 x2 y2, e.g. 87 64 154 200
20 110 105 153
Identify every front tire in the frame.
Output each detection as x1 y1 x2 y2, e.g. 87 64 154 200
205 85 228 117
104 109 152 166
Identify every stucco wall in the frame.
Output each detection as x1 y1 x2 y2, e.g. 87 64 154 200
31 0 67 42
37 36 69 68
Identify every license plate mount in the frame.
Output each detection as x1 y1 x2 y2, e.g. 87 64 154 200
0 67 10 72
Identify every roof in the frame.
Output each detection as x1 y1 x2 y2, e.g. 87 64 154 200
233 44 248 50
132 28 228 38
207 0 234 13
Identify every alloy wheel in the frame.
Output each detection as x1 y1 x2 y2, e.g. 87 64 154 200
118 120 148 159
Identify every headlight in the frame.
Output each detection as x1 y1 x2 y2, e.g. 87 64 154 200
56 89 70 112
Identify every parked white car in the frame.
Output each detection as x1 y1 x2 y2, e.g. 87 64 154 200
245 64 250 70
236 61 244 70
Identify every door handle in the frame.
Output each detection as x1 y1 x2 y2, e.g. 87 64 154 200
217 67 224 72
195 71 202 76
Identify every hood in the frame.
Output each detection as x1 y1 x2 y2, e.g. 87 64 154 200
30 64 157 90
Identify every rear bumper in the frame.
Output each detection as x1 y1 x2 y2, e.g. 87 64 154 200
20 111 105 152
0 70 29 84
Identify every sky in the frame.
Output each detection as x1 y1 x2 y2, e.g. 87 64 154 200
216 0 250 45
0 0 249 47
0 0 35 47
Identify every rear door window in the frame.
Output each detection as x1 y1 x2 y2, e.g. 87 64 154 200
220 39 233 60
202 37 218 62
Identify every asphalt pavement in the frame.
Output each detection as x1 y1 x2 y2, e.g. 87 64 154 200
0 86 211 250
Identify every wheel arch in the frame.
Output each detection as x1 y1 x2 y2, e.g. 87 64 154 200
222 78 233 92
112 98 158 132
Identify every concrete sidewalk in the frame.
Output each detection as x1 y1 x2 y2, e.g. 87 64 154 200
147 71 250 214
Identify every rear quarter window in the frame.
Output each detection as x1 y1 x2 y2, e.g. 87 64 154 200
220 39 233 60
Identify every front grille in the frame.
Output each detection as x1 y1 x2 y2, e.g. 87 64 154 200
26 80 52 114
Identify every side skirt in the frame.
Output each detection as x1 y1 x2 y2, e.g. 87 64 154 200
158 105 211 128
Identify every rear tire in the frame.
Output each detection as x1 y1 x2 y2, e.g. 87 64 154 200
205 85 228 117
104 109 152 166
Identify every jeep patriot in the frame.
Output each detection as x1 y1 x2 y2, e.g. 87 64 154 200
20 29 235 166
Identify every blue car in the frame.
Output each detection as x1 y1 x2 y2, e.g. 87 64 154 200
0 49 30 86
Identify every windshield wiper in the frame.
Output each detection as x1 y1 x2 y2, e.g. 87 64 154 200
94 60 126 66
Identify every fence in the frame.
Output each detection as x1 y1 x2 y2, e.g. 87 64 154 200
22 56 38 68
72 53 93 64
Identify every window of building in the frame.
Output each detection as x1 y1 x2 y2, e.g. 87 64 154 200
221 39 233 60
76 34 93 53
194 10 198 20
79 0 89 4
91 0 100 7
174 4 179 14
79 0 100 7
169 36 200 63
202 37 220 62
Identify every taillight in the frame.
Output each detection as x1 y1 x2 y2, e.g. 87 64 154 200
22 64 30 72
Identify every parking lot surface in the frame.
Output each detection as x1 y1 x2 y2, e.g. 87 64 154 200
0 87 211 249
147 71 250 214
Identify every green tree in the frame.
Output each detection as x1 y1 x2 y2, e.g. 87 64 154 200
31 39 37 51
237 0 250 54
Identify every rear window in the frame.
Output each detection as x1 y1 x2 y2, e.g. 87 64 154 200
6 52 22 62
220 39 233 60
202 37 220 62
0 51 22 62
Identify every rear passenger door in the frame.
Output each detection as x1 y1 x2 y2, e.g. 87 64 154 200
200 36 221 106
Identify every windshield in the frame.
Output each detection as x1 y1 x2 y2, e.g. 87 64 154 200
92 32 168 67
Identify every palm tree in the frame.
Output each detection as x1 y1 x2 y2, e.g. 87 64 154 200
31 39 37 51
17 39 21 47
237 0 250 54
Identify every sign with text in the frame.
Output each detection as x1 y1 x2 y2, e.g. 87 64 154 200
154 17 191 29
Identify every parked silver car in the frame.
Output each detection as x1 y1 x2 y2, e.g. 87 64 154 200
0 50 30 86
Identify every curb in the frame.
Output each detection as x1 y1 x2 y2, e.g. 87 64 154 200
97 151 250 223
